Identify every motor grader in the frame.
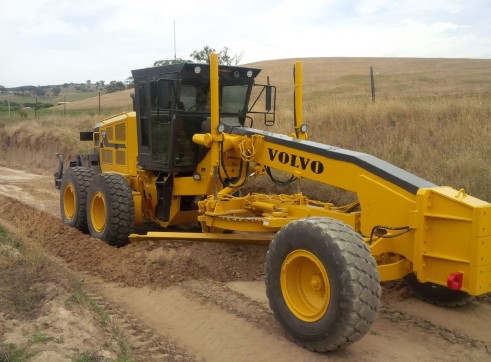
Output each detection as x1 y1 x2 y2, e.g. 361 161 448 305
54 54 491 352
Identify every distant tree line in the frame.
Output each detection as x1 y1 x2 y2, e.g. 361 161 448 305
1 78 135 97
0 99 53 112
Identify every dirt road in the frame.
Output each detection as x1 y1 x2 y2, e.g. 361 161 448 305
0 166 490 361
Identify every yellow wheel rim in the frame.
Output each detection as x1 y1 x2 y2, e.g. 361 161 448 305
280 249 330 322
91 191 106 233
63 183 76 220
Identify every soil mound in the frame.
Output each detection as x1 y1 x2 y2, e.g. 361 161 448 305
0 195 268 288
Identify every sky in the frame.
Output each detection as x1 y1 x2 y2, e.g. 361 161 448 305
1 0 490 87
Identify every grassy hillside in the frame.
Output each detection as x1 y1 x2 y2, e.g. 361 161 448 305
1 57 491 201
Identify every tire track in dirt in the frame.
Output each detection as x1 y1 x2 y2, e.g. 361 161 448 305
179 280 281 335
83 287 196 361
97 281 330 362
379 305 490 353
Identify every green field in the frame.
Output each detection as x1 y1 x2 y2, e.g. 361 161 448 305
1 57 491 202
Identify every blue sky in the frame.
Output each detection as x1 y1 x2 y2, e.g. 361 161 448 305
1 0 490 87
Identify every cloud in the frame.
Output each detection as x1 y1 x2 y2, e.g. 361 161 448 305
0 0 489 87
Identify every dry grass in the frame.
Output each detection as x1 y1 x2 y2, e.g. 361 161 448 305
0 215 136 362
50 89 134 113
0 214 51 317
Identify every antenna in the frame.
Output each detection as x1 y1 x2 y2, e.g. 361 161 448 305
173 19 177 60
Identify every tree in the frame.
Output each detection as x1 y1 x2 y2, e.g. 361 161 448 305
189 45 245 65
124 77 134 89
190 45 216 63
34 86 46 97
0 85 5 93
154 45 245 68
231 50 245 65
105 81 126 93
52 86 62 96
219 47 232 65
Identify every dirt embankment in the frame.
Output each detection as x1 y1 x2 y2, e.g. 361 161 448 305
0 122 77 173
0 193 267 289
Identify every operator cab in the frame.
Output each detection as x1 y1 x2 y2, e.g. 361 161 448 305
132 63 272 174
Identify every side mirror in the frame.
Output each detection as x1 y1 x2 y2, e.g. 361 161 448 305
265 85 272 111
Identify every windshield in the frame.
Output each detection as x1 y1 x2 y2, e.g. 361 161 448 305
180 79 250 115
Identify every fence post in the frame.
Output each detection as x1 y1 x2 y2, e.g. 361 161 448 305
370 66 376 104
99 92 101 115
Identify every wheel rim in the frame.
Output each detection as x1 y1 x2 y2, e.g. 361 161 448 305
280 249 330 322
63 183 76 220
91 191 106 233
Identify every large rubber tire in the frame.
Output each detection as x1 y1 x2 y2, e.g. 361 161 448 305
60 167 96 232
404 273 474 307
86 173 134 247
265 217 381 352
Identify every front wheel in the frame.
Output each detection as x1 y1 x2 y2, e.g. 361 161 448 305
59 167 96 232
86 173 134 247
265 217 381 352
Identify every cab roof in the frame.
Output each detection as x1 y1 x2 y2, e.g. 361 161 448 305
131 62 261 82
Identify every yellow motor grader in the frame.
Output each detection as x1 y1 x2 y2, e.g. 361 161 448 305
54 54 491 352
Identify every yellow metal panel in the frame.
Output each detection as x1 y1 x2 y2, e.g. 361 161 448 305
424 216 471 262
116 150 126 165
115 122 126 141
475 207 491 237
473 235 491 265
101 149 112 164
105 125 114 140
413 187 491 295
469 265 491 295
98 113 138 176
356 175 416 237
173 176 211 196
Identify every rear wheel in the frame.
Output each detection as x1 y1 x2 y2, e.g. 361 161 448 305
59 167 96 232
265 217 381 352
86 173 134 247
404 273 474 307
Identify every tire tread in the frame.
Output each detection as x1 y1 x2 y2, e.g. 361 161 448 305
265 217 381 352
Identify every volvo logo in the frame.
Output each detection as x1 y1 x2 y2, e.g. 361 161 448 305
268 148 324 174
